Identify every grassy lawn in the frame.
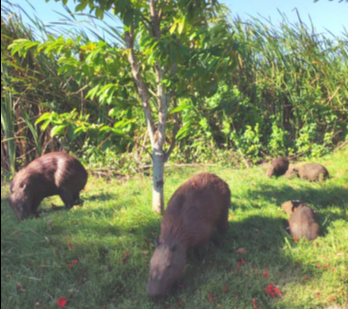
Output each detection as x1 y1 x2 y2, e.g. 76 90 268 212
1 148 347 309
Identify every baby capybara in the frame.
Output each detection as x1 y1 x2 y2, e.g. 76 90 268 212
284 163 329 181
8 152 88 220
147 172 231 298
282 200 304 215
266 157 289 178
288 204 319 241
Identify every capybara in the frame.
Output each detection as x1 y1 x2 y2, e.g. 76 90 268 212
266 157 289 178
147 172 231 298
282 200 304 215
288 204 319 241
8 152 88 220
284 163 329 181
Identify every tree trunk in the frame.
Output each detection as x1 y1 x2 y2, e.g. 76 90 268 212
152 147 165 214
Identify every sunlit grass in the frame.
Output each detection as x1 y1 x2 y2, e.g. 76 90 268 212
1 148 347 309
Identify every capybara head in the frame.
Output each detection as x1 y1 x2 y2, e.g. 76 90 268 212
282 200 304 215
8 176 33 220
147 241 186 298
284 167 299 179
266 157 289 178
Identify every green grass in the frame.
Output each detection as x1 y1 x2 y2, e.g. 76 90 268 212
1 148 348 309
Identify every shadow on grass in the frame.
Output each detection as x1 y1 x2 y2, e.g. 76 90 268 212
241 183 348 210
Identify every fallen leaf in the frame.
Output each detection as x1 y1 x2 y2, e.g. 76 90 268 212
57 298 67 308
255 228 260 233
16 282 25 293
237 248 247 254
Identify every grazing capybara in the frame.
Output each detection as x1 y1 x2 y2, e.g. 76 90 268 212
8 152 88 220
266 157 289 178
282 200 304 215
288 204 319 241
284 163 329 181
147 172 231 298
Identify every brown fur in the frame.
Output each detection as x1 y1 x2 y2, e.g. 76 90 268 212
266 157 289 178
147 172 231 298
288 205 319 241
284 163 329 181
8 152 88 220
282 200 305 215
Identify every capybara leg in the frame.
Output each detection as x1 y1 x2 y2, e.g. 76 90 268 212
73 192 81 205
194 246 206 261
216 207 229 236
59 190 75 210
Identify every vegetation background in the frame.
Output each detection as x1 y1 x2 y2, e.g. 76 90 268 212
1 0 347 177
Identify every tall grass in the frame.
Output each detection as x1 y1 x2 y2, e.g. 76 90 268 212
1 63 16 173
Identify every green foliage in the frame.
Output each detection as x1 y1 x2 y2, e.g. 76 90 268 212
2 0 347 174
1 149 347 308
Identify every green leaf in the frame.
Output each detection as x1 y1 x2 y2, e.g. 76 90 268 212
171 104 191 114
35 113 51 125
50 125 67 137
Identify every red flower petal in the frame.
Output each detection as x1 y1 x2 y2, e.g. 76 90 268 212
223 285 228 292
237 262 241 270
331 298 335 301
57 297 67 308
73 260 79 265
192 183 197 189
68 243 73 249
263 272 268 277
15 231 20 235
252 299 262 309
304 276 308 280
68 264 73 269
209 293 214 302
294 238 299 242
240 258 246 265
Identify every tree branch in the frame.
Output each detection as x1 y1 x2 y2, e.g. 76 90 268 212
124 27 155 148
164 96 179 162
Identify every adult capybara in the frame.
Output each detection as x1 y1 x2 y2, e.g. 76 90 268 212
288 204 319 241
147 172 231 298
284 163 329 181
266 157 289 178
282 200 304 215
8 152 88 220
